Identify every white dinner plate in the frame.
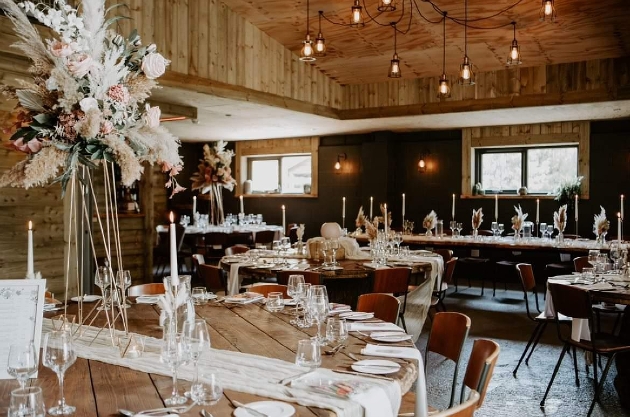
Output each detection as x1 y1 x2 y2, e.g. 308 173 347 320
70 295 102 303
233 401 295 417
284 299 298 306
339 312 374 321
205 293 218 300
351 359 401 375
135 296 160 304
370 331 412 343
321 266 343 271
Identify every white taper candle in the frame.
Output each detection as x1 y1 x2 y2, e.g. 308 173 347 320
575 195 579 221
370 197 373 220
239 195 244 215
536 199 540 223
402 194 406 218
169 212 179 286
282 205 286 235
494 194 498 221
27 221 34 279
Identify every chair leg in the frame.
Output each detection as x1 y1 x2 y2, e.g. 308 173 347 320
541 343 570 407
587 354 617 417
525 322 547 365
572 346 580 387
514 322 543 377
399 314 408 333
595 310 601 334
481 276 485 296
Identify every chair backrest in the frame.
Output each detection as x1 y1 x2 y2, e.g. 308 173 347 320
431 391 480 417
373 267 411 294
204 232 228 247
435 249 454 263
427 312 471 362
227 232 253 247
225 245 249 256
128 283 166 297
276 270 322 285
461 339 500 408
443 257 458 286
197 264 227 294
548 282 591 321
254 230 276 246
288 227 299 244
515 263 540 319
573 256 591 273
192 254 205 266
248 284 289 298
356 293 400 324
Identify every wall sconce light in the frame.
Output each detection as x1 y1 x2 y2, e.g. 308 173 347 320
334 153 347 170
418 150 430 173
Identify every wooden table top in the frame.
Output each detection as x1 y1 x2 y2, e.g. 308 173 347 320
0 301 418 416
549 275 630 304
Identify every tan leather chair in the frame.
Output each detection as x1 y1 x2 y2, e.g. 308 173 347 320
225 245 249 256
128 283 166 297
276 270 322 285
372 267 411 331
431 391 480 417
248 284 289 298
573 256 591 272
460 339 500 408
197 264 227 295
425 312 471 407
430 257 458 314
356 293 400 324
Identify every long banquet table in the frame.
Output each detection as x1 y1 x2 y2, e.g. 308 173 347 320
0 301 420 416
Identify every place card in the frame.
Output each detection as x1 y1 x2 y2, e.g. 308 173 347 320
0 279 46 379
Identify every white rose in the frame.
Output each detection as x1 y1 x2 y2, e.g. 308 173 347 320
79 97 99 112
144 105 161 129
67 54 94 78
48 40 73 57
141 52 168 79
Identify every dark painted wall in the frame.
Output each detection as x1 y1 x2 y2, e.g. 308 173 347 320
170 119 630 240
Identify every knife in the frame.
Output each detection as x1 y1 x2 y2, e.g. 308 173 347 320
228 399 268 417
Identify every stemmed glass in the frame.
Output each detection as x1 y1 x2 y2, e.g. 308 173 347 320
95 266 113 310
491 222 498 238
546 225 554 239
456 223 463 238
280 237 291 264
296 282 311 328
42 330 77 415
116 270 132 307
393 232 403 255
498 224 505 236
160 333 191 406
183 319 211 399
610 243 622 272
7 342 38 390
450 221 457 237
309 294 330 345
539 222 547 239
287 275 305 324
329 238 340 266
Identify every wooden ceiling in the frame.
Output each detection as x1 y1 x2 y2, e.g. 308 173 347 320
229 0 630 85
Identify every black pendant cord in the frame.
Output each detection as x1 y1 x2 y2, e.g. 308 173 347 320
442 12 447 73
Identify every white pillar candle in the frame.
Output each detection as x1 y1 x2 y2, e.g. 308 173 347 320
239 195 244 215
27 221 34 279
621 195 625 220
342 197 346 219
536 199 540 223
282 205 286 235
575 195 579 221
451 194 455 220
618 213 622 243
402 194 406 218
494 194 498 221
192 196 197 216
370 197 373 220
384 203 388 236
169 212 179 286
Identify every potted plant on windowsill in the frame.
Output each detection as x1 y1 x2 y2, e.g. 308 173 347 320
554 176 583 208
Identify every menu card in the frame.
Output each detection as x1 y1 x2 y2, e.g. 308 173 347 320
0 279 46 379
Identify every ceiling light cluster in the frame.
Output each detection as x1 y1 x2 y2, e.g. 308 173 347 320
301 0 557 92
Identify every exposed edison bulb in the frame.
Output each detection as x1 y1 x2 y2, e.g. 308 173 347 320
334 161 341 170
300 35 316 62
544 1 553 16
315 39 325 53
382 0 392 4
418 159 426 169
388 54 401 78
439 81 448 94
461 64 471 80
510 46 519 60
352 7 362 24
438 74 451 97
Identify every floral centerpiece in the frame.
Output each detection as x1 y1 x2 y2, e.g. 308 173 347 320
471 208 483 237
190 140 236 225
356 206 378 240
511 205 528 238
593 205 610 244
0 0 183 193
554 204 568 240
423 210 437 236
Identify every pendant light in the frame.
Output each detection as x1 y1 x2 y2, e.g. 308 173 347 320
378 0 396 12
300 0 315 62
539 0 557 22
437 12 451 98
458 0 475 86
315 11 326 57
350 0 364 27
388 24 401 78
506 22 522 66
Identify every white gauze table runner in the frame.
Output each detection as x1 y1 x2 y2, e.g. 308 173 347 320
43 319 402 417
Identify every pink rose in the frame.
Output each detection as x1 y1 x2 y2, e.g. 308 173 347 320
141 52 169 79
67 54 94 77
100 120 113 134
48 40 73 58
143 105 161 129
12 138 42 154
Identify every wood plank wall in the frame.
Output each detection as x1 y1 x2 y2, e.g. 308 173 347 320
108 0 343 108
341 57 630 110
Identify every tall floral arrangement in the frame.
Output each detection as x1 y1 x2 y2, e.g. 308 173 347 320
593 205 610 240
554 204 567 233
511 205 528 234
423 210 437 235
471 208 483 230
0 0 183 194
190 140 236 225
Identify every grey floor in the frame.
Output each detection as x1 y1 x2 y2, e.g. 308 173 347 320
415 282 630 417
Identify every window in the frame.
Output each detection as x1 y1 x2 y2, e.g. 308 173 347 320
475 146 578 194
248 155 312 194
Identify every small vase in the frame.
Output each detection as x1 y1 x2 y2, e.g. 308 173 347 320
472 228 478 239
557 232 564 244
425 229 433 237
596 232 607 245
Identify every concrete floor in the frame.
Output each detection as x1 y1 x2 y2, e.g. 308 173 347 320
416 284 629 417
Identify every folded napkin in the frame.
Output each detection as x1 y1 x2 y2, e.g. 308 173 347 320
362 344 421 361
136 296 160 304
348 322 404 332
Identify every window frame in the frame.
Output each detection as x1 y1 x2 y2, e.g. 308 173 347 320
246 153 312 195
475 144 579 195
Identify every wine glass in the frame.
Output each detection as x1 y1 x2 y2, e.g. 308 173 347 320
393 232 403 255
546 225 554 239
456 222 463 237
9 386 45 417
287 275 305 323
160 333 191 406
491 222 498 238
309 294 330 345
329 238 340 266
95 266 112 310
450 220 457 237
7 342 38 390
498 224 505 236
42 330 77 415
116 270 132 307
296 282 311 328
183 319 211 398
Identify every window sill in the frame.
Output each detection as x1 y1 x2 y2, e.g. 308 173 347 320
460 194 588 200
243 193 318 198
